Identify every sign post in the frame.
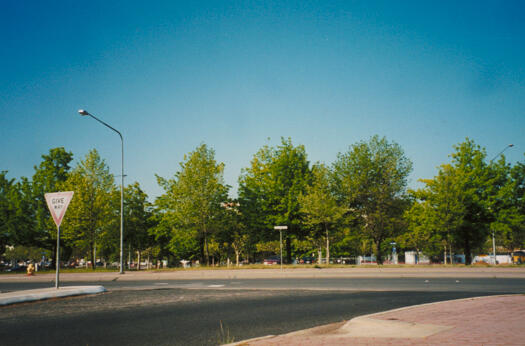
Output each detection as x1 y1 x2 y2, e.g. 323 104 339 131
274 226 288 270
45 191 74 289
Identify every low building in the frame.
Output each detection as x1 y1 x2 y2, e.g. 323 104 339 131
405 251 430 264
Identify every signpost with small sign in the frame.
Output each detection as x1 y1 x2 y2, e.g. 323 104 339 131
274 226 288 270
45 191 74 289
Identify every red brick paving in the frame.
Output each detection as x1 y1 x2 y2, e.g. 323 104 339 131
240 295 525 345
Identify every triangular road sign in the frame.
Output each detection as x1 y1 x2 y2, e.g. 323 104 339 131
45 191 74 227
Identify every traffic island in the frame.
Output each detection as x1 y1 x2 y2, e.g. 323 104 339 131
0 286 107 306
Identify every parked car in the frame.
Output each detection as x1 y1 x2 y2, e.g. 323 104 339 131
6 264 27 272
263 256 281 265
298 256 316 264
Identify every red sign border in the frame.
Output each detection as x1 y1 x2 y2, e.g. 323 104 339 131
44 191 74 227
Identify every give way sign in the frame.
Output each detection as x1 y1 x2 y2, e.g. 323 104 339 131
44 191 74 227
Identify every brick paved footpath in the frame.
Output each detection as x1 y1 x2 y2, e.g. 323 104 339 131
236 295 525 345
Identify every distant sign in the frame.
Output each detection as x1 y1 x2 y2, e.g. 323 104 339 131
274 226 288 230
45 191 74 227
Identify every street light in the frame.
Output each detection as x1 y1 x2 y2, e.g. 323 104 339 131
78 109 125 274
490 144 514 162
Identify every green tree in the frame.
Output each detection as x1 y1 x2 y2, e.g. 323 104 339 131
238 138 311 263
489 156 525 252
402 196 443 260
0 172 18 251
409 164 466 263
155 144 229 265
408 139 506 264
299 164 345 264
332 135 412 264
215 201 248 266
439 140 494 263
124 182 155 269
60 149 116 269
0 172 36 249
31 147 74 258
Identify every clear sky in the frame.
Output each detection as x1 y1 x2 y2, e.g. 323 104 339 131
1 1 524 199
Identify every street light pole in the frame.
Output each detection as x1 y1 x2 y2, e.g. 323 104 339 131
78 109 125 274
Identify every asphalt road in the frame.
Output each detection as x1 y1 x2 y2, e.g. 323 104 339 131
1 276 524 346
2 276 525 292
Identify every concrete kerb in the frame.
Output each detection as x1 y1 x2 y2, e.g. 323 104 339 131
226 294 524 345
0 286 107 306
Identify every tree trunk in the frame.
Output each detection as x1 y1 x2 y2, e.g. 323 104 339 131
137 250 141 271
375 240 383 264
464 237 471 265
286 236 291 264
90 242 96 271
235 250 240 267
325 224 330 265
444 244 447 265
318 247 322 265
204 229 210 266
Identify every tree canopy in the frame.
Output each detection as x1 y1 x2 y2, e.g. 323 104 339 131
155 144 229 265
2 138 523 268
332 135 413 264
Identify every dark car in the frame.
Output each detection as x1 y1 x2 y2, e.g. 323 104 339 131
263 256 281 265
299 256 316 264
6 264 27 272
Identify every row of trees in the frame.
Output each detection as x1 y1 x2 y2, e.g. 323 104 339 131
1 136 523 268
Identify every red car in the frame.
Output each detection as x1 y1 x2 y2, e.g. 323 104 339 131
263 256 281 265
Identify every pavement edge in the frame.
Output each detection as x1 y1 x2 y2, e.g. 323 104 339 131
0 285 107 306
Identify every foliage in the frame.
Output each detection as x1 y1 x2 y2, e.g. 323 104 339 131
155 144 229 265
215 202 248 266
0 172 35 250
406 139 524 263
60 149 117 269
299 164 345 263
31 147 74 258
238 138 311 262
124 182 155 262
489 156 525 251
4 246 51 262
332 135 412 263
401 197 443 257
2 138 523 267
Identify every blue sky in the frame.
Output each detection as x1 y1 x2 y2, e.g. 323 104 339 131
1 1 524 199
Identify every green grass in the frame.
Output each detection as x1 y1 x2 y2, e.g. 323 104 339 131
217 320 235 345
2 262 523 275
0 267 120 275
